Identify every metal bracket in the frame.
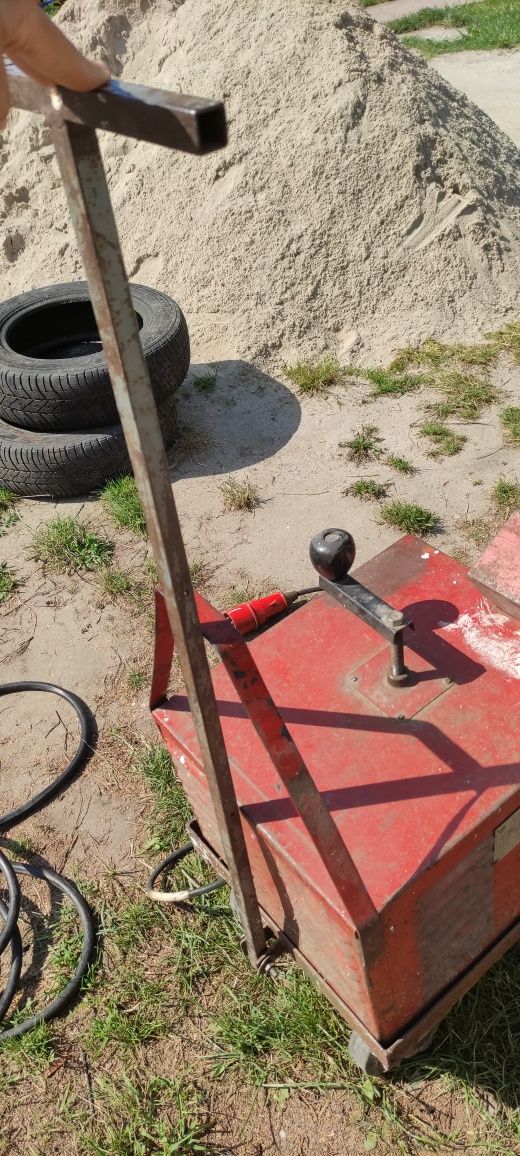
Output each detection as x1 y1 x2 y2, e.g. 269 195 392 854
6 67 268 969
319 574 414 685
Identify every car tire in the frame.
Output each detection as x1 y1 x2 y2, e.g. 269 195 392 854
0 393 178 498
0 282 189 432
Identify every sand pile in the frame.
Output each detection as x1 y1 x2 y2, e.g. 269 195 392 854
0 0 519 365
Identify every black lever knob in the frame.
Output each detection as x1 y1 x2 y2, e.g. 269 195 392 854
309 528 356 581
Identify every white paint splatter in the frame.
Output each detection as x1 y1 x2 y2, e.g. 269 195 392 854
421 552 430 559
179 755 186 765
441 600 520 678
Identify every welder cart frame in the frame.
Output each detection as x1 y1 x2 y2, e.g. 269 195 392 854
10 67 520 1076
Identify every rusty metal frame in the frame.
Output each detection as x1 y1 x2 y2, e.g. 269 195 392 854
152 586 378 932
6 67 268 966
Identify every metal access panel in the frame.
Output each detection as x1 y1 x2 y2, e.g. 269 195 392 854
152 536 520 1058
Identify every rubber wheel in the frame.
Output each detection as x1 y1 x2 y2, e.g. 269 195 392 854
0 282 189 432
0 393 177 498
348 1032 386 1077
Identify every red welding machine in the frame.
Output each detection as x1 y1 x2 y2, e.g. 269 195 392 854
150 524 520 1074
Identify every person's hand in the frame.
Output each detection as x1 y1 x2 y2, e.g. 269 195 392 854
0 0 110 128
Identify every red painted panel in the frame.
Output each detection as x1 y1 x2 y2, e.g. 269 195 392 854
153 537 520 1041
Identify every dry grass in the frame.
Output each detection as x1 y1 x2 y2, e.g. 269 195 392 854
219 476 260 512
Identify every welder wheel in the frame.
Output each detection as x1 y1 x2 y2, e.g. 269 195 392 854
0 282 190 431
348 1032 386 1077
0 392 177 497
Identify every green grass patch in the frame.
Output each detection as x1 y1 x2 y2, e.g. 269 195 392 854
0 562 16 604
348 479 388 501
0 487 18 514
340 425 382 464
100 475 147 537
79 1073 212 1155
420 421 466 457
381 501 439 535
501 406 520 445
491 477 520 516
0 1020 55 1068
385 454 415 475
133 742 192 853
0 487 20 536
391 0 520 57
219 476 260 512
193 369 217 393
189 557 214 587
127 668 146 692
390 336 498 372
430 370 498 421
89 977 170 1055
212 963 352 1084
32 517 113 573
487 320 520 364
99 567 133 598
110 900 167 956
283 356 344 396
362 367 421 398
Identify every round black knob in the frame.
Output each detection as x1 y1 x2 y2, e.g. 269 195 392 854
309 528 356 581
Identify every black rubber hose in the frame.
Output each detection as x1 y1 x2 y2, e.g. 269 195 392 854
146 840 226 904
0 898 23 1022
0 682 93 830
0 681 95 1039
0 863 95 1041
0 849 20 954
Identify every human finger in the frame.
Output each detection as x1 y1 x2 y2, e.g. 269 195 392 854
0 55 8 129
3 1 110 92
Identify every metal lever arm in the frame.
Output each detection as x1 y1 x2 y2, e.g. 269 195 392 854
6 62 227 154
310 529 413 685
153 589 377 930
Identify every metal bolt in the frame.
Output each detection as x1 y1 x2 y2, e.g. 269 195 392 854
389 610 405 624
349 675 358 683
396 713 406 721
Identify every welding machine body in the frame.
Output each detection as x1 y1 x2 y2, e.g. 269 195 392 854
151 533 520 1070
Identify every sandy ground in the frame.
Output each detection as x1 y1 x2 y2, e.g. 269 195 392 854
1 351 518 836
1 354 519 1151
371 1 520 150
432 50 520 149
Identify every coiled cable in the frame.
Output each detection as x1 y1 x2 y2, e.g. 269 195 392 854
0 682 95 1039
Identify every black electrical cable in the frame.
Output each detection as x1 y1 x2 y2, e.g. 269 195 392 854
0 898 23 1022
0 681 93 830
146 840 226 904
0 681 96 1039
0 864 95 1040
0 849 20 953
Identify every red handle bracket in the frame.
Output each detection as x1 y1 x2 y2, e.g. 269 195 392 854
151 588 377 929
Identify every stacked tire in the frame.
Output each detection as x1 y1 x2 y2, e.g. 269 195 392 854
0 283 190 498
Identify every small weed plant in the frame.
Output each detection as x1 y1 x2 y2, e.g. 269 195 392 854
101 475 147 536
340 425 382 463
284 356 344 396
220 476 260 512
348 479 388 501
32 517 113 573
420 421 466 458
381 502 439 535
